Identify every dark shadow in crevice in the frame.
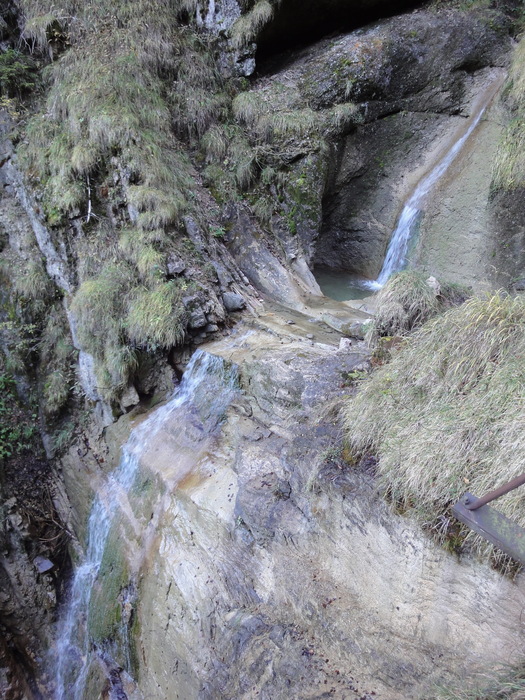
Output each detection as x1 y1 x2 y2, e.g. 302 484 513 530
255 0 429 73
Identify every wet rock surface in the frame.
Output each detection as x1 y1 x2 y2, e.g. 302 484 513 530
0 1 522 697
412 69 506 290
124 316 525 700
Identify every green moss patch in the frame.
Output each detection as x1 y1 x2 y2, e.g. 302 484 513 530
88 523 131 645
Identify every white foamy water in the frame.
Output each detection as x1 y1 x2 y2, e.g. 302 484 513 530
366 104 488 290
54 350 238 699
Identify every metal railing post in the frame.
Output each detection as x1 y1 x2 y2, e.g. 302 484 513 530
464 472 525 511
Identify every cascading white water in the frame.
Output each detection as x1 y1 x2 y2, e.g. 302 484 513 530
366 104 489 290
54 349 238 699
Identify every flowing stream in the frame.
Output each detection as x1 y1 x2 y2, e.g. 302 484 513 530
54 349 239 699
365 103 489 290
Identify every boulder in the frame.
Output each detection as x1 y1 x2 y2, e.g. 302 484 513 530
188 307 207 328
167 254 186 276
222 291 246 311
33 556 55 574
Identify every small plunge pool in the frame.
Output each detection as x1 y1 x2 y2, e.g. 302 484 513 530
314 268 376 301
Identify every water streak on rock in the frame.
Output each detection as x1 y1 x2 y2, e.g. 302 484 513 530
54 350 238 699
367 103 490 289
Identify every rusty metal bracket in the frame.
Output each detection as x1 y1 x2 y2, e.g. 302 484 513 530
463 472 525 511
452 492 525 566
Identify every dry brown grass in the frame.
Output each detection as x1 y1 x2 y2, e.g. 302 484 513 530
345 292 525 559
493 36 525 190
370 271 471 341
436 662 525 699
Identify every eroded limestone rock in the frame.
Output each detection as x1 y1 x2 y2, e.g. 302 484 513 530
229 5 513 285
88 317 525 699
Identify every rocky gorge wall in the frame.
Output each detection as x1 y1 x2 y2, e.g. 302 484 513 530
215 2 517 297
1 0 525 697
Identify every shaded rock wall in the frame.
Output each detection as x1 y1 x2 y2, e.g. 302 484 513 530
312 8 512 278
0 124 73 699
490 188 525 287
256 0 425 59
0 453 72 699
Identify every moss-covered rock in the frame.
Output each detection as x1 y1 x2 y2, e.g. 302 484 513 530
88 523 133 659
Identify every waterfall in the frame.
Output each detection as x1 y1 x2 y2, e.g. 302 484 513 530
366 103 489 290
54 350 239 699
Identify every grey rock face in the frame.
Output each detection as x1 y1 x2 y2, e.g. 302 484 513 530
232 5 512 286
122 323 525 699
211 260 233 289
78 351 100 402
166 254 186 276
188 306 208 329
195 0 257 75
120 384 140 411
0 469 70 700
490 187 525 288
222 291 246 311
223 204 320 306
196 0 241 33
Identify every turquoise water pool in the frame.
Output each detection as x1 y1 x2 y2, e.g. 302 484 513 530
314 268 376 301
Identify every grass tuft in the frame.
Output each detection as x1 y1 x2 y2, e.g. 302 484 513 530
39 305 76 416
0 48 38 98
327 102 359 133
118 229 165 280
257 109 319 140
436 662 525 699
232 91 263 126
126 281 187 350
201 125 229 161
344 292 525 560
18 0 206 235
493 37 525 190
14 258 55 302
70 263 137 399
370 271 470 341
229 0 273 50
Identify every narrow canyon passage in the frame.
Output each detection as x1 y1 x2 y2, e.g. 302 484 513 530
2 1 525 699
